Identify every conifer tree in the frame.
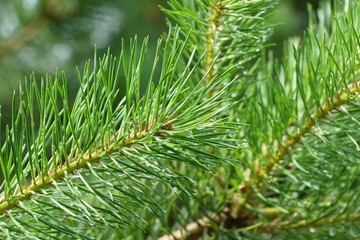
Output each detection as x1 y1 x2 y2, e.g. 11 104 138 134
0 0 359 239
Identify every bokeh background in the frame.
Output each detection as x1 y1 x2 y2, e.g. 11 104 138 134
0 0 321 129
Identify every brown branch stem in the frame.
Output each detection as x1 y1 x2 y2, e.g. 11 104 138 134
158 207 282 240
158 207 231 240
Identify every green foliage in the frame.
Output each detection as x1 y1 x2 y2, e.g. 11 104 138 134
161 0 276 85
0 27 239 238
0 0 360 239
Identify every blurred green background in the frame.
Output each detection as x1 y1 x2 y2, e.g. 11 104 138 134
0 0 321 128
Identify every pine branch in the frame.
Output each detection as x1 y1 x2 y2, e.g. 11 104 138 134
0 28 238 238
157 1 360 238
0 125 164 215
161 0 275 86
252 82 360 189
